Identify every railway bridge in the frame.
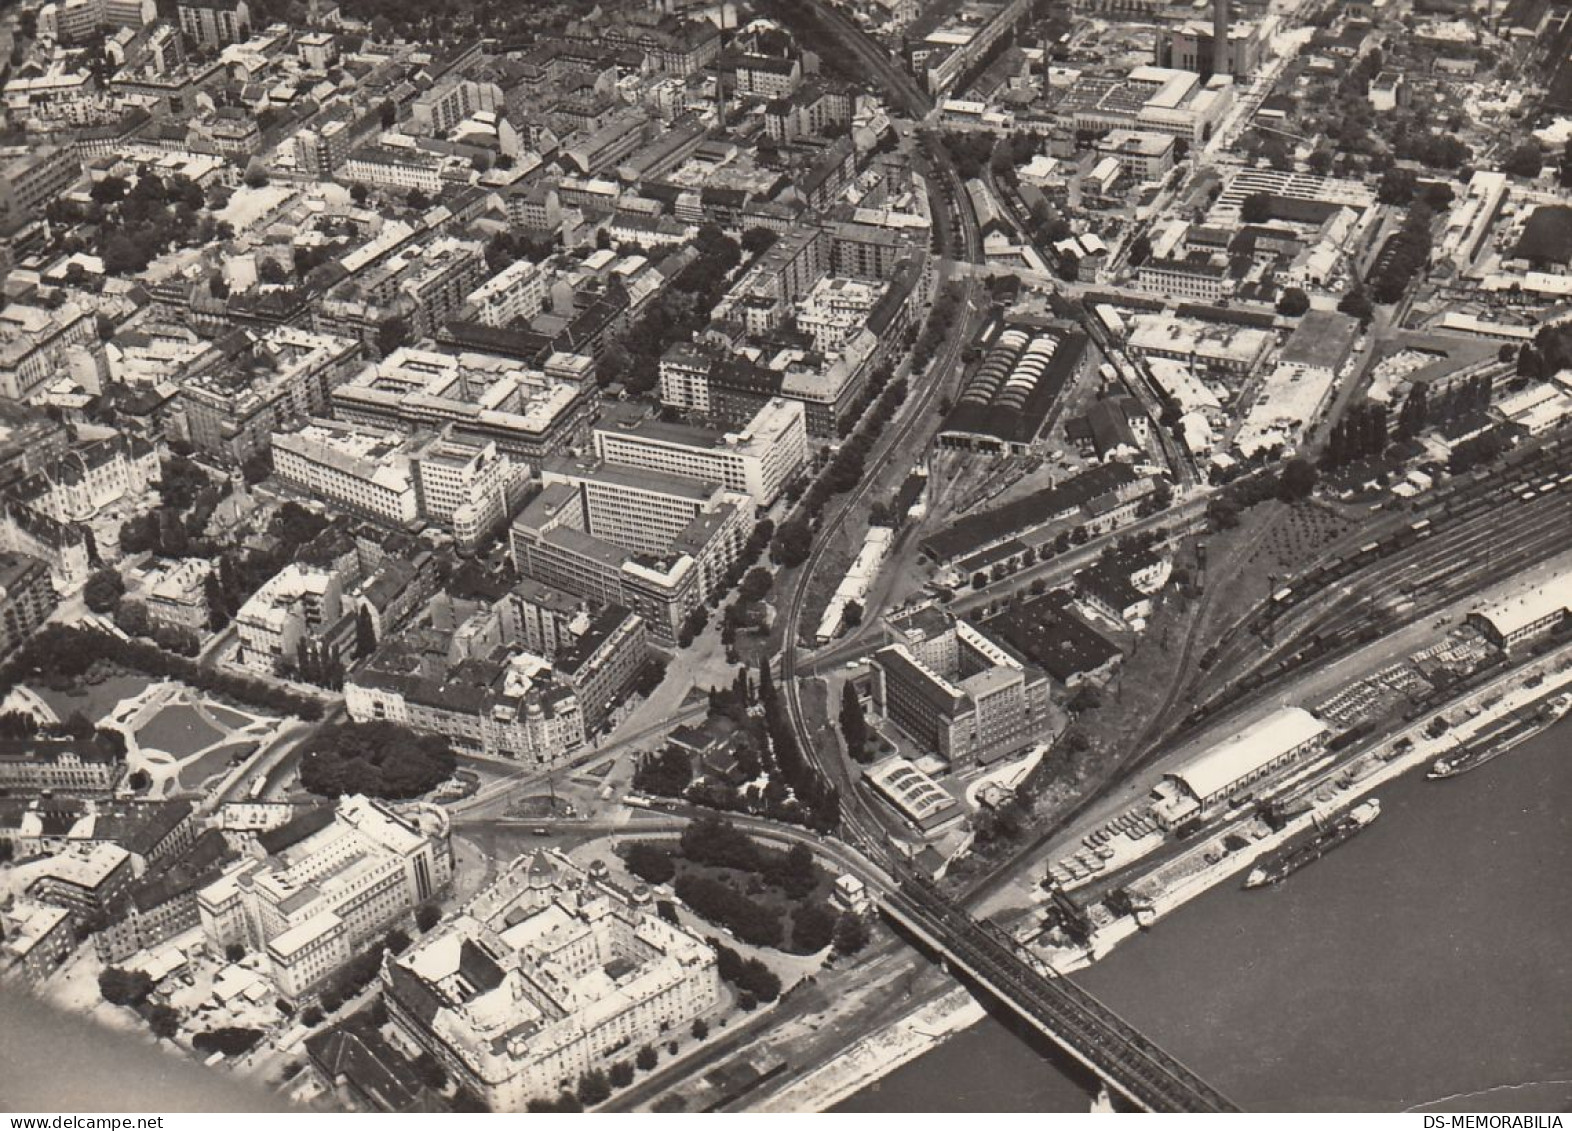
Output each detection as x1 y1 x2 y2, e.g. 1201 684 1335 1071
883 881 1240 1113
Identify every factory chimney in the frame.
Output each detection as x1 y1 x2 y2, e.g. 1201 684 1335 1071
1212 0 1229 77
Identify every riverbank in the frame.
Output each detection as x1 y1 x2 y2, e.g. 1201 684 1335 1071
836 641 1572 1107
757 987 985 1113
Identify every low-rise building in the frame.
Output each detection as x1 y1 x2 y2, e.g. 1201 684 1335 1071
1150 707 1329 827
1468 570 1572 649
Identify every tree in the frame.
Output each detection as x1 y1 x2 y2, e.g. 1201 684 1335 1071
625 842 677 885
127 768 151 791
833 912 870 955
841 599 863 629
83 569 126 613
301 1006 324 1026
299 721 455 799
1502 143 1543 180
741 227 778 256
1337 284 1374 325
413 1052 447 1090
1278 458 1318 501
375 316 409 357
349 183 369 205
609 1060 635 1088
577 1069 611 1106
406 188 430 211
378 98 396 127
771 519 811 569
225 942 246 963
415 902 442 932
1239 192 1272 224
691 1017 710 1040
355 604 378 659
98 967 154 1007
1275 287 1310 317
145 1003 180 1040
790 900 836 953
384 927 410 955
635 1045 658 1072
839 682 869 763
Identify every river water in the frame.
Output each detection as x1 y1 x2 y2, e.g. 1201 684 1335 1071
838 716 1572 1112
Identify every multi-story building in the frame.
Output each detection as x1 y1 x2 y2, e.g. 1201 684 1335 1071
293 114 357 177
331 348 595 472
871 607 1052 770
346 640 586 763
510 471 751 650
539 457 753 564
0 301 100 404
0 501 92 594
0 551 58 659
383 850 720 1111
175 327 364 465
272 420 420 528
93 828 230 963
0 900 75 986
28 842 134 916
1096 129 1177 183
1136 255 1230 302
141 557 213 636
7 435 160 527
234 562 348 677
340 143 446 195
591 398 807 508
550 605 648 733
175 0 250 48
0 735 124 794
197 796 451 1002
463 258 548 330
410 431 521 552
0 146 83 229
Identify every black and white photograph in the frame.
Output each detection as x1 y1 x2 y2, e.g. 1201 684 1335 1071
0 0 1568 1117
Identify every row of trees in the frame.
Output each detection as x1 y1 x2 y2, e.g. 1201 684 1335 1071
839 682 872 764
772 372 909 570
4 625 323 719
1321 400 1391 470
1367 202 1435 305
758 657 840 832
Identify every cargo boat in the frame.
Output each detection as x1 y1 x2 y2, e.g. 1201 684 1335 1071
1428 694 1570 780
1244 799 1381 889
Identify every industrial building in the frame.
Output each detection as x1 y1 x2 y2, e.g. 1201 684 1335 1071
1468 571 1572 649
1150 707 1330 828
939 324 1091 456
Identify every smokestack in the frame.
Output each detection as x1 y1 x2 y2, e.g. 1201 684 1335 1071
1212 0 1229 76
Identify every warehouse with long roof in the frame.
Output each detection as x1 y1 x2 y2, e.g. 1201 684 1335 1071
1150 706 1329 827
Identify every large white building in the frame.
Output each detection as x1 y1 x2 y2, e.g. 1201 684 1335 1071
197 796 451 1002
463 257 548 329
272 420 420 528
1151 707 1329 827
383 850 720 1111
272 419 524 550
1468 570 1572 649
591 398 807 508
234 562 344 677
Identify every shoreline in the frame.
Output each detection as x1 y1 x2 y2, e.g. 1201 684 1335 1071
756 987 987 1113
816 639 1572 1110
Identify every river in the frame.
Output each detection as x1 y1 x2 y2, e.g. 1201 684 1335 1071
838 715 1572 1113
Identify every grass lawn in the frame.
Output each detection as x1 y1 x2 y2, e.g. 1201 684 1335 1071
177 741 258 789
137 703 223 757
204 704 258 730
34 671 150 723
